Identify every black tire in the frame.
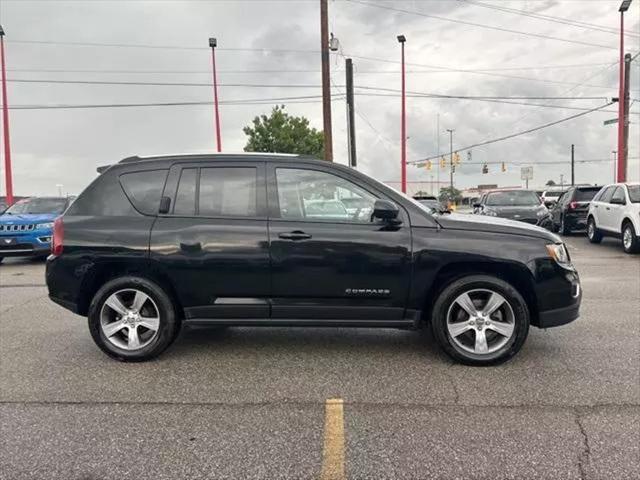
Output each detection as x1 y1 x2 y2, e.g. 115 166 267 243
559 215 571 235
587 217 602 244
622 221 640 254
430 275 530 366
88 276 181 362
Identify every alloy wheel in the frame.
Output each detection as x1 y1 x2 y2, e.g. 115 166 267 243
100 289 160 350
623 226 633 250
446 289 516 355
588 221 595 239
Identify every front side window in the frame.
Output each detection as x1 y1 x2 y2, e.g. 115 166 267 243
275 168 376 223
599 186 615 203
199 167 257 217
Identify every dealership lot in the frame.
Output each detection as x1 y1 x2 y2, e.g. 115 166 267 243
0 236 638 479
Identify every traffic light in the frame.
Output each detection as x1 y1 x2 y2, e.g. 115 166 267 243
501 162 506 172
454 152 461 166
426 160 432 170
440 156 446 169
452 165 456 173
482 164 489 174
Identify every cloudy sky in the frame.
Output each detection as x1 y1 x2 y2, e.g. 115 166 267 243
0 0 638 196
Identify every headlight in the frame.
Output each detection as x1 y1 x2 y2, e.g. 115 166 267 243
546 243 571 267
536 207 549 218
35 222 54 230
483 208 497 217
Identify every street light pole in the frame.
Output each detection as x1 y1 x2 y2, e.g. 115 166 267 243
616 0 632 181
0 25 13 206
398 35 407 193
447 128 454 189
209 37 222 153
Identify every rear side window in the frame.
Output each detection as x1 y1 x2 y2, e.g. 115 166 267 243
120 170 168 215
173 168 198 216
199 167 257 217
66 171 137 217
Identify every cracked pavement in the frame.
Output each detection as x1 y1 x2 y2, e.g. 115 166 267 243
1 235 638 479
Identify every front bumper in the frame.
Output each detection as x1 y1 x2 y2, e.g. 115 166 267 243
538 301 580 328
0 232 52 258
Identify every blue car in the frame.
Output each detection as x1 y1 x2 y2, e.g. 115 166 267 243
0 197 73 263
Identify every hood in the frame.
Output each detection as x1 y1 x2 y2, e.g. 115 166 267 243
0 213 58 225
436 212 560 242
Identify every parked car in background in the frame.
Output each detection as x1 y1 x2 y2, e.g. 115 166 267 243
541 188 568 208
587 182 640 254
473 190 551 227
550 186 602 234
0 196 74 263
0 196 28 214
46 153 581 365
416 198 447 214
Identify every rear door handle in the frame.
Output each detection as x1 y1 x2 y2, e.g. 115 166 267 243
605 207 610 211
278 231 312 240
180 241 202 252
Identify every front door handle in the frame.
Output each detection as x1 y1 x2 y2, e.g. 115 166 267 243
180 241 202 252
606 207 610 211
278 231 312 240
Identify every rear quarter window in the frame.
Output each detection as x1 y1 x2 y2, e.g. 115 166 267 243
66 170 138 217
119 169 168 215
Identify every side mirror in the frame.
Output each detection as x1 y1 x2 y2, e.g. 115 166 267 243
372 199 400 221
472 202 481 209
159 196 171 214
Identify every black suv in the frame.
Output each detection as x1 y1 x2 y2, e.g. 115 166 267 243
46 154 581 365
549 186 601 234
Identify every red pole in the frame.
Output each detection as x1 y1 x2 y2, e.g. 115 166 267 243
617 12 625 182
399 36 407 194
209 38 222 152
0 30 13 206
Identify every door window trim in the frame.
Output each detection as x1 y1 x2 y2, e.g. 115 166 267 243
160 161 267 220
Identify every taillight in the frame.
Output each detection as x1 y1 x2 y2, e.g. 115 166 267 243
569 201 578 210
52 217 64 256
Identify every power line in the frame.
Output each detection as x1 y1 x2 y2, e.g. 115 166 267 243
409 101 615 164
346 0 617 51
461 0 640 39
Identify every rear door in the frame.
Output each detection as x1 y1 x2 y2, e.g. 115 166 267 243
150 160 270 319
592 186 614 229
266 163 412 321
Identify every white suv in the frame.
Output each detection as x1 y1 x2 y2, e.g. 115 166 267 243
587 182 640 254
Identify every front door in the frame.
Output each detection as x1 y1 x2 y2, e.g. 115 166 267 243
150 161 270 319
267 164 412 321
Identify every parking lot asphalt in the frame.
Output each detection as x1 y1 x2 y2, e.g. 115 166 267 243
0 235 638 480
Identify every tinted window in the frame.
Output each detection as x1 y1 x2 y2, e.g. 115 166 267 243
574 188 600 202
4 197 67 215
120 170 168 215
173 168 197 216
627 185 639 203
544 191 564 198
199 168 257 217
599 186 615 203
610 187 626 204
276 168 376 223
66 172 136 217
485 191 540 206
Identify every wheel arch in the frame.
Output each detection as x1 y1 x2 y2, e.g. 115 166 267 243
420 261 539 328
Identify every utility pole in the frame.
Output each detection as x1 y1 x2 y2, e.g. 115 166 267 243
621 53 631 181
612 150 618 183
616 0 632 181
560 174 564 190
571 144 575 186
209 37 222 152
398 35 407 193
447 129 454 189
320 0 333 161
0 25 13 206
345 58 357 168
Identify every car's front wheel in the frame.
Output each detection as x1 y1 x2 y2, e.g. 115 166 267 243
430 275 530 366
88 276 181 361
587 217 602 244
622 222 639 254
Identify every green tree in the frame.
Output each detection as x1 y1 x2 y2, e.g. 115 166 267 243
243 105 324 157
438 186 463 205
545 179 556 186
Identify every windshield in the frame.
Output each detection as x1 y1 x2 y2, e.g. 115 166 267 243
628 185 640 203
574 188 600 202
486 191 540 207
4 198 67 215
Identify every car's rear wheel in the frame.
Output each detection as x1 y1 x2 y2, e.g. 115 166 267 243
88 276 181 362
587 217 602 244
622 222 639 254
430 275 530 366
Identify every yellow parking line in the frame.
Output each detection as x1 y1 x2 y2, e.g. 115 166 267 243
320 398 345 480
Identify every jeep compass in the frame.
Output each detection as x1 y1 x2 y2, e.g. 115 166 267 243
46 154 581 365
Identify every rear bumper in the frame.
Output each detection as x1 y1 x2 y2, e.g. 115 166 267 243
565 212 588 229
49 294 81 314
